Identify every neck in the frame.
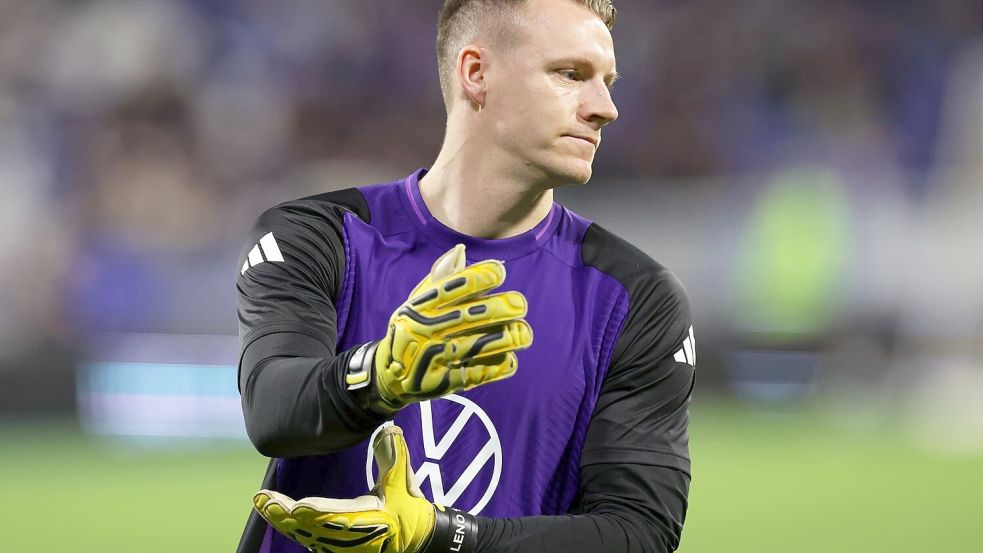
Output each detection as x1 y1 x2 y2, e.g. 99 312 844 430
419 133 554 240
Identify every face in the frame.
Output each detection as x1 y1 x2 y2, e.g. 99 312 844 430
483 0 619 186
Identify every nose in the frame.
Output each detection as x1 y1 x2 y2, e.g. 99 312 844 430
582 80 619 128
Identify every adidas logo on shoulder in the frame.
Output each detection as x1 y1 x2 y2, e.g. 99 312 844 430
672 326 697 367
241 232 285 275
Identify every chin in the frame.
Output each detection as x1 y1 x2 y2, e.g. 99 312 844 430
571 164 593 184
560 160 593 185
541 157 594 187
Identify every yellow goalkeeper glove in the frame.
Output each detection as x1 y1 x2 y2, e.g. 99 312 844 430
345 244 533 414
253 425 478 553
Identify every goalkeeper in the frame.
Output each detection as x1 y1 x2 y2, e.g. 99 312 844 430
235 1 696 552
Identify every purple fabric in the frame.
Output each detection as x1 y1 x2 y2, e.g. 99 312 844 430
333 212 358 341
267 169 630 551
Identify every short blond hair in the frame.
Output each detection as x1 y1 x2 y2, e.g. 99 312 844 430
436 0 617 111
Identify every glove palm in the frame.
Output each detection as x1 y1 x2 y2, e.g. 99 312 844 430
352 244 533 413
254 426 443 553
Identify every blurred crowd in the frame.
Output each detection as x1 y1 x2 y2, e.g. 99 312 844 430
1 0 982 423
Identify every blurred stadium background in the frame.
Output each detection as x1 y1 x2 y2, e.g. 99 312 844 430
2 0 982 551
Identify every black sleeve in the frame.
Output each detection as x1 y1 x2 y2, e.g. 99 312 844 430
237 192 389 458
468 225 695 553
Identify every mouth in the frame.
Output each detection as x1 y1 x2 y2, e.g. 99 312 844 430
563 134 599 148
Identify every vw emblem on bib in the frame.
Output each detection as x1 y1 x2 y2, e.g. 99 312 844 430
366 394 502 515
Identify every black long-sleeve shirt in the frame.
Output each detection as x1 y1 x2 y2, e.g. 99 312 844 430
235 170 695 553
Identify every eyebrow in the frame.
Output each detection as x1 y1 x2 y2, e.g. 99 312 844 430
606 70 621 88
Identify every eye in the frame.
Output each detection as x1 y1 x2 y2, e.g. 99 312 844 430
557 69 579 81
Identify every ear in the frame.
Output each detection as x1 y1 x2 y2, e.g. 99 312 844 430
457 45 487 110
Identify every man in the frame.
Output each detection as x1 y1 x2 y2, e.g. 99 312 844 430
235 1 696 552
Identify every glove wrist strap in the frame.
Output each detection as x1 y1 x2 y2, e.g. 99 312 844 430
345 341 378 391
427 505 478 553
346 341 402 416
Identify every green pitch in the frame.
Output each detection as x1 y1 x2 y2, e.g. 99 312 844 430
1 401 980 552
682 401 983 553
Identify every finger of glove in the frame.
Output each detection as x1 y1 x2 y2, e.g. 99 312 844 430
373 426 425 500
447 351 519 392
443 320 533 366
406 260 506 311
385 295 528 386
403 349 520 400
371 429 437 553
406 244 466 299
395 291 528 341
254 490 394 552
430 243 466 281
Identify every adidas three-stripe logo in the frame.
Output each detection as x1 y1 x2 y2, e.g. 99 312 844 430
241 232 284 275
672 326 697 366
